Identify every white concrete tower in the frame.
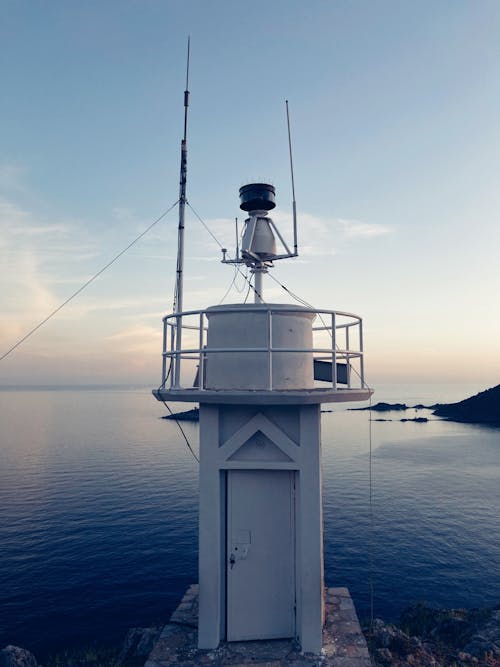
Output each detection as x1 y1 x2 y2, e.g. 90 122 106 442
153 183 372 654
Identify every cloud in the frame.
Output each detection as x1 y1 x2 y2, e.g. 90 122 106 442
104 324 162 356
0 162 27 193
0 197 96 346
111 207 136 223
189 209 392 261
58 295 167 319
0 197 79 251
0 190 392 377
338 218 391 238
129 203 391 270
106 324 159 341
122 310 166 321
0 199 32 243
0 245 59 346
273 210 390 257
10 223 71 237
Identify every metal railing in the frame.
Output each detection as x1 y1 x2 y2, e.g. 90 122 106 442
159 306 367 392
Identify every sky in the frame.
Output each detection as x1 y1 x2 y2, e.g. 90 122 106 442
1 0 499 388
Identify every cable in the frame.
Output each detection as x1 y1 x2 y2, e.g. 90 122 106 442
242 271 264 303
267 271 373 391
177 199 377 620
158 352 199 465
162 400 199 463
268 269 376 628
268 273 314 308
234 267 248 293
178 197 377 618
218 265 239 305
187 200 264 303
243 280 252 304
368 393 375 634
186 201 224 249
0 199 180 363
187 201 371 381
158 359 173 390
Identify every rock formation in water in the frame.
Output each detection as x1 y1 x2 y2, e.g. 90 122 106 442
351 384 500 426
4 603 500 667
0 646 38 667
162 407 199 421
118 627 162 665
432 384 500 425
1 627 161 667
352 402 410 412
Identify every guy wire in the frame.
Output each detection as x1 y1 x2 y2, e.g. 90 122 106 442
266 269 376 627
219 265 239 305
368 392 375 633
0 199 180 363
162 400 199 463
186 201 264 302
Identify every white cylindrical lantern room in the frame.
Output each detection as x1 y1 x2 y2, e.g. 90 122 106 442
205 303 315 391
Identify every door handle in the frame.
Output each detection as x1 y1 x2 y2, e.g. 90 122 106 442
229 553 236 569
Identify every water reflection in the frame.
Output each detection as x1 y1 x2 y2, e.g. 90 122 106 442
0 386 498 656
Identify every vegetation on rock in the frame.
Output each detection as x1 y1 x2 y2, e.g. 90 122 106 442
365 603 500 666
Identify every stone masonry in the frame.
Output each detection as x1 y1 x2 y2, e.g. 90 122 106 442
145 585 372 667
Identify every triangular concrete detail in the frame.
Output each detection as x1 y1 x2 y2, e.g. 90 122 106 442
219 412 298 462
227 430 293 462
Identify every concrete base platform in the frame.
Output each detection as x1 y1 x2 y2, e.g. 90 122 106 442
145 585 372 667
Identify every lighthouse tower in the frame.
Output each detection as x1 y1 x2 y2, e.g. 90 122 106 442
153 182 371 654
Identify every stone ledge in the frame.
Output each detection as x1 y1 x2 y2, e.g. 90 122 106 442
145 586 372 666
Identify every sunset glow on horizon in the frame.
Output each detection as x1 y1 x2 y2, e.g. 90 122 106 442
1 1 499 388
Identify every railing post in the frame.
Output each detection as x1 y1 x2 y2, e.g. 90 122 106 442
174 314 182 388
170 322 175 389
359 319 365 388
198 311 204 390
268 309 273 390
331 312 337 390
346 325 351 388
162 319 167 386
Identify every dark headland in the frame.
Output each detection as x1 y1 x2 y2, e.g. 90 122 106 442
351 384 500 426
432 384 500 425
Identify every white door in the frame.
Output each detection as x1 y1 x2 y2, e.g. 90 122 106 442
227 469 295 641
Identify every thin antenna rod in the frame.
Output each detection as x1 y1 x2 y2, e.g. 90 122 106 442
174 37 190 387
183 36 190 141
286 100 298 256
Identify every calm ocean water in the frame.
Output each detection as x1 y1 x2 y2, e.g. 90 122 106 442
0 383 498 657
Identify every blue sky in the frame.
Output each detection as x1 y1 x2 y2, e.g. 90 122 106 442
1 1 499 387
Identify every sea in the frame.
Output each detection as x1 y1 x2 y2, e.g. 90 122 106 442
0 383 499 658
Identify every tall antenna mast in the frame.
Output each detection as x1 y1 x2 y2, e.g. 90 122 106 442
219 102 299 303
286 100 298 256
174 37 190 387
